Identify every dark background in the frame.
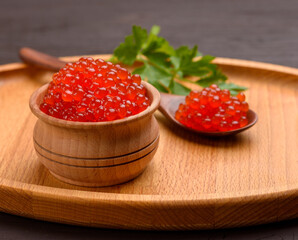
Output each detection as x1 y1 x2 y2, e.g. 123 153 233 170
1 0 298 68
0 0 297 239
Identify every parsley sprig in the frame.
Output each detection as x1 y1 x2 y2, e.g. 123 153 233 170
111 25 247 95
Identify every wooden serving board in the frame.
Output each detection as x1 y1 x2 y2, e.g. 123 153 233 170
0 55 297 230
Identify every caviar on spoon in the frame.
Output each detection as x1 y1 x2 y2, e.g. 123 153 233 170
175 85 249 132
159 90 257 137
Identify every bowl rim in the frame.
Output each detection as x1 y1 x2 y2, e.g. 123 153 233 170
29 81 160 129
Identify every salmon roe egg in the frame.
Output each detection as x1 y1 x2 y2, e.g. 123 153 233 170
175 85 249 132
40 57 150 122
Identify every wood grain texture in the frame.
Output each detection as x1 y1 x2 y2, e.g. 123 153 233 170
0 55 297 230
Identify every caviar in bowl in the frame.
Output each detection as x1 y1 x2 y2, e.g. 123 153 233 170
29 58 160 187
40 57 151 122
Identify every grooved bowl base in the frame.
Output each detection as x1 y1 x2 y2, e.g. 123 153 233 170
36 137 159 187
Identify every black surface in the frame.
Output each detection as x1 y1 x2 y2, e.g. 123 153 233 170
0 212 297 240
1 0 298 68
0 0 297 239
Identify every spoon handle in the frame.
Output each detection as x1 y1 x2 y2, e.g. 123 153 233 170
19 47 66 71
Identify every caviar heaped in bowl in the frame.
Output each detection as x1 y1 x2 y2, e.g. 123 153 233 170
175 84 249 132
29 59 160 186
40 57 150 122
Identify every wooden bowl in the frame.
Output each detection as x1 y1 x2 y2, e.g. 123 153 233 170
29 81 160 187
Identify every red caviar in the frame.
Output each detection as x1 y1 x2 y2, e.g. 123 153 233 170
40 57 150 122
175 85 249 132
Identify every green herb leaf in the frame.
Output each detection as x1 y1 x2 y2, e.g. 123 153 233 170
169 56 180 69
132 63 172 93
171 81 191 95
218 82 248 95
142 35 175 57
113 25 147 65
150 25 160 35
112 25 248 95
145 52 171 69
132 25 148 49
113 35 139 65
180 55 215 77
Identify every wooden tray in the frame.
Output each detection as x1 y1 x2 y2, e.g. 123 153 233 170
0 55 297 230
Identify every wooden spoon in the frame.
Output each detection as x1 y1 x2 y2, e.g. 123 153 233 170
19 47 258 136
159 93 257 136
